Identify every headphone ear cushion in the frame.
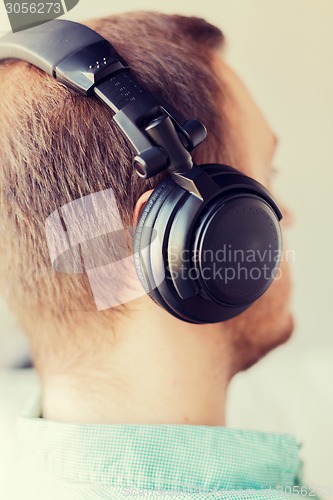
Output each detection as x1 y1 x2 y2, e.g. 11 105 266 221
133 178 175 309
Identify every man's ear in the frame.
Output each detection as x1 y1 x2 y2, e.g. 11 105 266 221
132 190 154 227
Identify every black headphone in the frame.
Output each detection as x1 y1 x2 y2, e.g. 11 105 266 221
0 20 283 324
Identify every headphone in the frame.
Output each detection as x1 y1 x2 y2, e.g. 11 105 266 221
0 20 283 324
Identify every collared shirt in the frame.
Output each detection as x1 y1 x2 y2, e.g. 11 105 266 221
3 390 320 500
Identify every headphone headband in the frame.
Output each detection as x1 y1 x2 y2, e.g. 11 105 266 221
0 20 207 181
0 20 123 90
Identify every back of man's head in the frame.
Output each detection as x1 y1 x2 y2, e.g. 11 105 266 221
0 12 229 368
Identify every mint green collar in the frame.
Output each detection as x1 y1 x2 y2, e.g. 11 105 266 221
17 391 303 492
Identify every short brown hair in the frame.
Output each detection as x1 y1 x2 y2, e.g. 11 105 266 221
0 12 227 363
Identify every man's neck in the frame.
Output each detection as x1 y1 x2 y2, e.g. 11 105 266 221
41 303 233 426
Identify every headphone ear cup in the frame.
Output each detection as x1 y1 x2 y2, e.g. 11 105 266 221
133 163 282 324
133 178 176 310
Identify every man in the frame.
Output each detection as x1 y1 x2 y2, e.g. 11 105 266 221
0 11 316 499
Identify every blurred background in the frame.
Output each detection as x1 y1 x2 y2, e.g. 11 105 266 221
0 0 332 495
